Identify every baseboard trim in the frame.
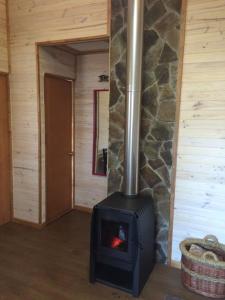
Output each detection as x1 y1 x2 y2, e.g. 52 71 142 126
12 206 92 229
12 218 45 230
74 205 92 214
45 208 72 225
171 260 181 269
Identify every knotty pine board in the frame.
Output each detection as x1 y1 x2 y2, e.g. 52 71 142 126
8 0 108 223
172 0 225 263
0 0 8 72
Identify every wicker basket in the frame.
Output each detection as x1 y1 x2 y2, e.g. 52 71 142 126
180 235 225 298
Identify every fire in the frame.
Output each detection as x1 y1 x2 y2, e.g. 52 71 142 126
111 237 124 249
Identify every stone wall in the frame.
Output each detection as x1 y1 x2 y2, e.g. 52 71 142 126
108 0 182 263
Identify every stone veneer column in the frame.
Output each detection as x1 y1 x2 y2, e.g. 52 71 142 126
108 0 182 263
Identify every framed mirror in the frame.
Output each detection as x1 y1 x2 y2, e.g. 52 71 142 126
92 89 109 176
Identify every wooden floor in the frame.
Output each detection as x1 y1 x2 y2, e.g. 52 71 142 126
0 211 213 300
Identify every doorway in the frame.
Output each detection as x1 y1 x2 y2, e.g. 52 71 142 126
44 74 73 223
0 73 11 225
38 39 109 224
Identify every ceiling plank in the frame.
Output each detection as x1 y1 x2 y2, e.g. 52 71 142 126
77 49 109 55
54 45 81 56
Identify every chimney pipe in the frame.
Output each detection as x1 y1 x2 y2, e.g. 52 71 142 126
124 0 144 197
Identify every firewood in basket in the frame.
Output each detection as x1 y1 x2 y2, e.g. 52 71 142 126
189 244 205 257
189 244 225 261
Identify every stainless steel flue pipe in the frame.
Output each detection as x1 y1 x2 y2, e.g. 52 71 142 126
124 0 144 196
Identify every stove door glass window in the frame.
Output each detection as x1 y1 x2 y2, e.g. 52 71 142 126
101 219 129 252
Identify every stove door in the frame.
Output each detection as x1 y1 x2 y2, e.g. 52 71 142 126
96 210 137 262
101 219 129 252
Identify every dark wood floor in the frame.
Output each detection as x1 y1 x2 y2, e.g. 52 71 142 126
0 211 213 300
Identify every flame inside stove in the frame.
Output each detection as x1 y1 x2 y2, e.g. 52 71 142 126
111 237 124 249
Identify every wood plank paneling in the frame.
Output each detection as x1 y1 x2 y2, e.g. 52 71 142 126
8 0 108 223
0 0 8 72
172 0 225 263
75 53 109 208
39 47 75 223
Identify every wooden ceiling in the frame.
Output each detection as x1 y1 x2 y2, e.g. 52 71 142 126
54 40 109 56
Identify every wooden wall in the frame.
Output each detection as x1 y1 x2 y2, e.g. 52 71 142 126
39 46 76 223
172 0 225 263
7 0 225 257
75 52 109 208
8 0 109 223
0 0 8 72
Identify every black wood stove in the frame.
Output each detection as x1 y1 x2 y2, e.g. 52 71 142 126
90 0 155 296
90 192 155 297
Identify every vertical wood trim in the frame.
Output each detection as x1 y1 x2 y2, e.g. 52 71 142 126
5 0 10 73
107 0 111 36
73 56 78 207
8 73 13 222
167 0 188 265
0 72 12 223
72 66 76 209
36 44 42 224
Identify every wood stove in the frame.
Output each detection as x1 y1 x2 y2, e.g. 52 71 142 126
90 0 155 296
90 192 155 297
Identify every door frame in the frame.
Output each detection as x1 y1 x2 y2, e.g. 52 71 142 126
36 36 109 225
43 73 75 225
0 72 13 224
